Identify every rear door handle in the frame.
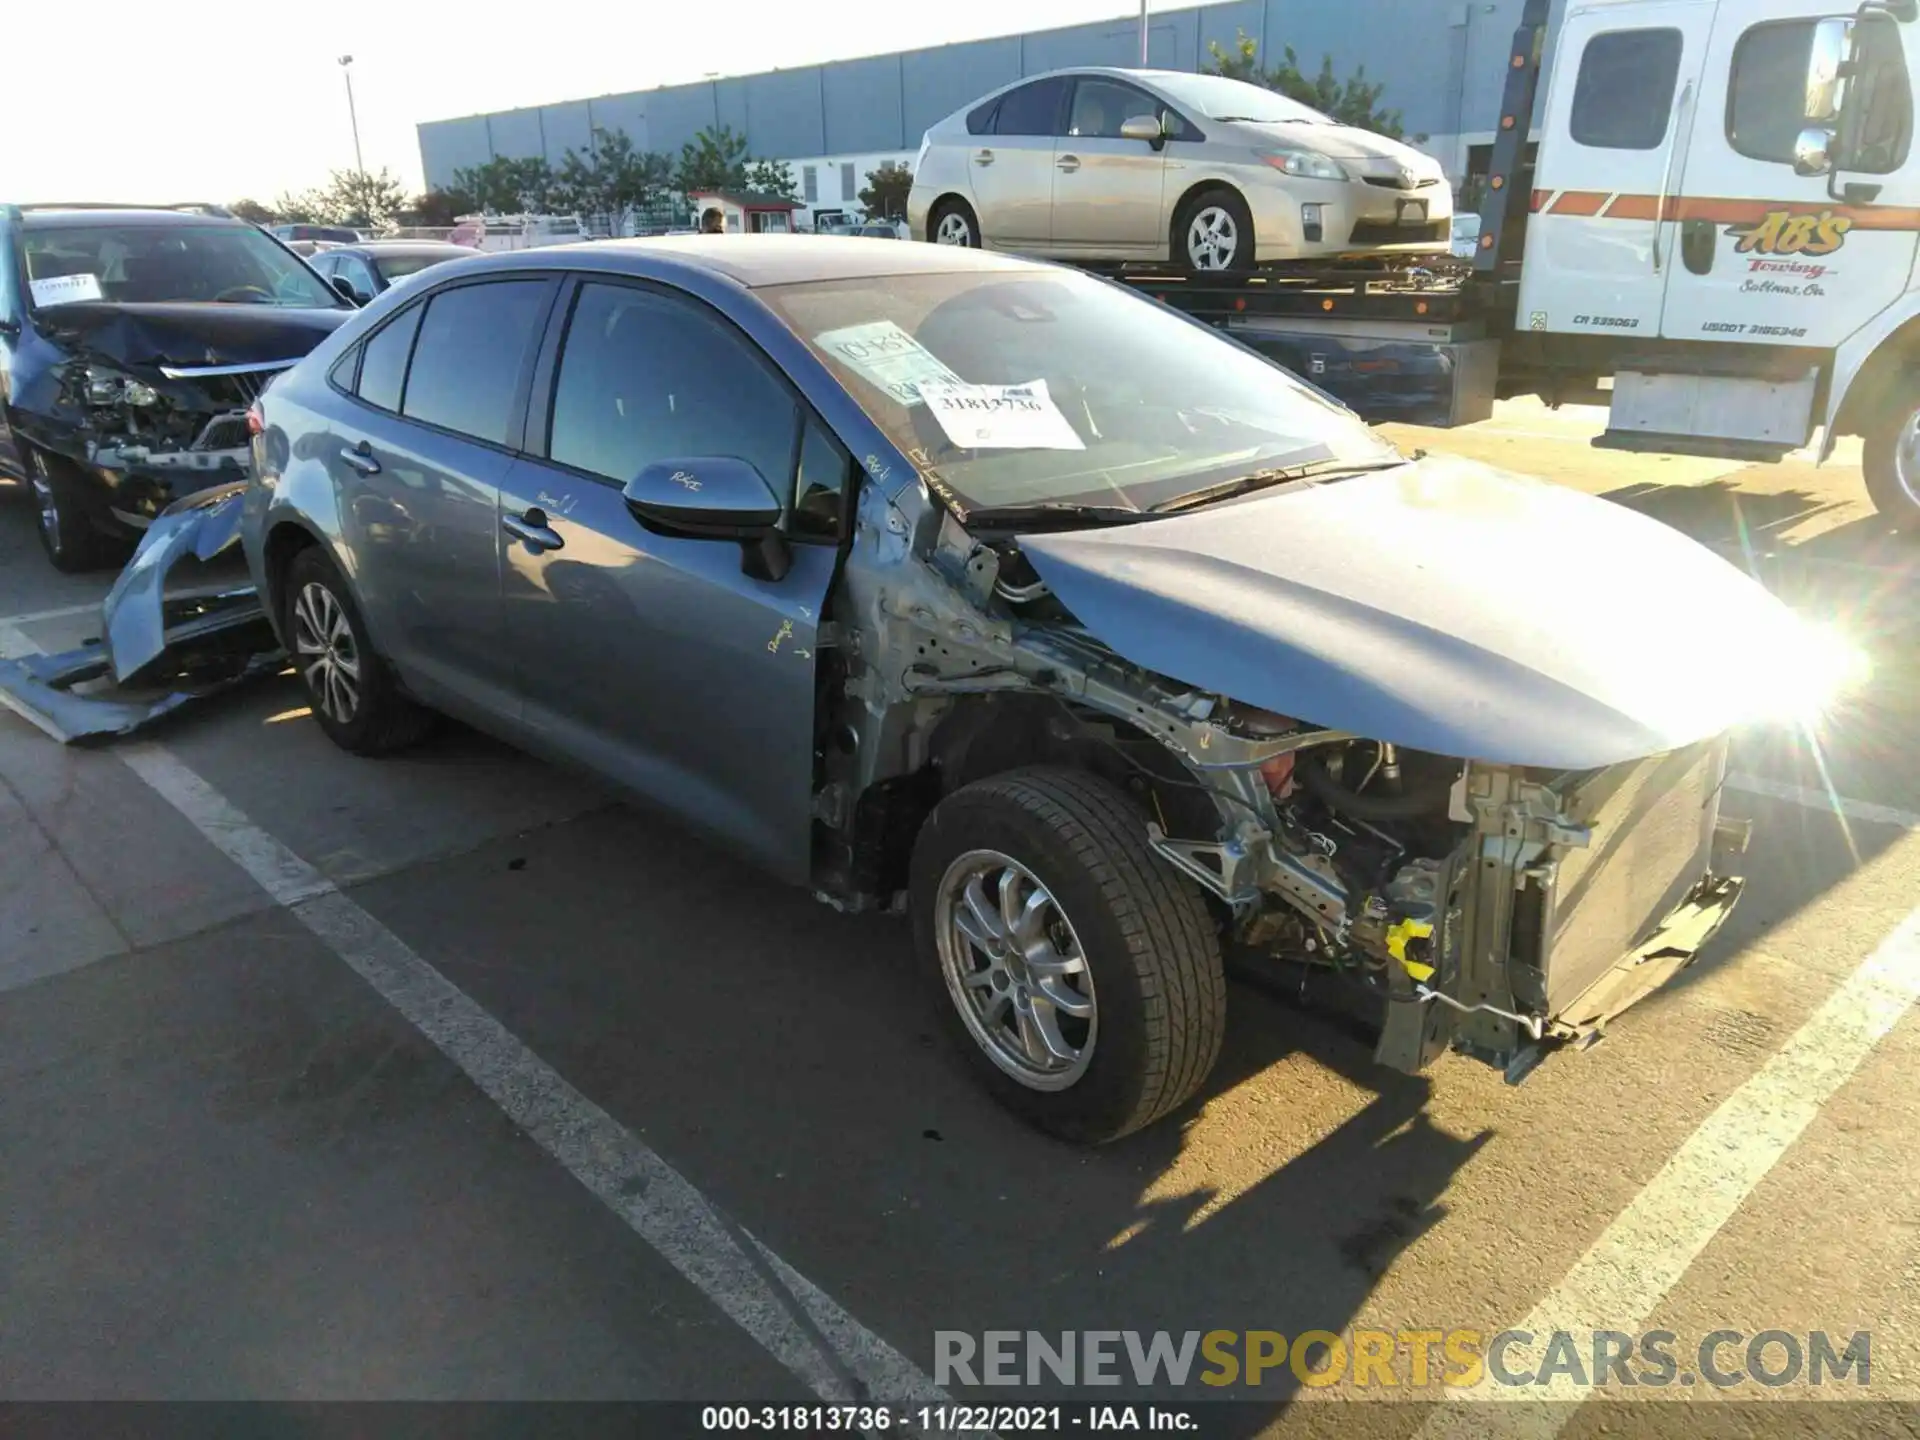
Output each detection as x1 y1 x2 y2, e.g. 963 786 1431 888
502 508 564 553
1056 155 1081 172
340 443 380 475
973 149 994 166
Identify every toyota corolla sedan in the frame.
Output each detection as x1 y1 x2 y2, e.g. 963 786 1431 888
907 67 1452 270
239 236 1849 1142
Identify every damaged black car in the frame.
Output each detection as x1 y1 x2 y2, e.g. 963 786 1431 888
0 203 353 572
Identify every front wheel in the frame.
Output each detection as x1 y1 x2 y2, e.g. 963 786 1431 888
1862 395 1920 532
911 767 1226 1144
1175 188 1255 273
26 448 123 573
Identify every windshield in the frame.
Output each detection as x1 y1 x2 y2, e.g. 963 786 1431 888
372 253 458 284
1149 72 1332 125
24 223 345 308
762 267 1396 515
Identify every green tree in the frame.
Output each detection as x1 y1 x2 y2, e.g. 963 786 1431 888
744 158 798 202
405 188 474 228
269 191 319 224
675 124 750 195
1206 30 1407 140
858 161 913 221
451 156 558 214
306 168 411 231
556 127 673 228
229 198 276 224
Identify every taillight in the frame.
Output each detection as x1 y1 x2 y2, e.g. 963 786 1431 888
246 401 264 437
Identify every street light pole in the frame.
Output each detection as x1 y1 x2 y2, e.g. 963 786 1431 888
338 55 365 176
1138 0 1149 64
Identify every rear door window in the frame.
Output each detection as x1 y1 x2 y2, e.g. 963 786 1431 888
400 280 550 446
354 304 422 413
994 78 1068 137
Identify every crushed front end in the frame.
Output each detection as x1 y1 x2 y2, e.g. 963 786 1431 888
1145 708 1749 1081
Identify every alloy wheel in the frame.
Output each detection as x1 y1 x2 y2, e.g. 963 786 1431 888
935 211 975 246
933 849 1097 1089
1894 406 1920 506
28 463 59 554
292 581 361 725
1186 206 1240 270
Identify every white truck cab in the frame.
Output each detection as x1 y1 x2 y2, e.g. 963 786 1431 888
1518 0 1920 518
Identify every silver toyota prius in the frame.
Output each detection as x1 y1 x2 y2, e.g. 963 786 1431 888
238 236 1847 1143
907 67 1453 270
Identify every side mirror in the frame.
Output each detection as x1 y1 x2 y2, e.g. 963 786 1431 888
1805 17 1852 122
330 276 362 304
1793 126 1836 177
621 456 791 581
1120 114 1165 146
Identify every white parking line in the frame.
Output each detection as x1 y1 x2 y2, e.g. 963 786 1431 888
1727 771 1920 830
108 740 946 1410
0 601 98 628
1416 900 1920 1434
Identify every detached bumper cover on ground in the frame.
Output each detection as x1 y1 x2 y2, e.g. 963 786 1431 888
0 482 281 743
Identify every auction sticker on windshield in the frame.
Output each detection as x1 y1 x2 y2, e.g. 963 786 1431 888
918 378 1086 451
29 274 104 307
813 320 961 407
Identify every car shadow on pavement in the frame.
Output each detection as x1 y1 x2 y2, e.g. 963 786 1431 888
363 797 1491 1425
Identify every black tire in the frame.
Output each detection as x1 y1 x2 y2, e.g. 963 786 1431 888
25 447 123 573
910 766 1226 1144
1173 187 1255 273
1862 395 1920 533
282 545 436 755
928 197 981 248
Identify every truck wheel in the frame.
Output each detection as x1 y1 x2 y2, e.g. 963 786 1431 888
1175 188 1254 273
910 766 1226 1144
929 198 980 247
283 545 436 756
1863 396 1920 532
26 448 118 573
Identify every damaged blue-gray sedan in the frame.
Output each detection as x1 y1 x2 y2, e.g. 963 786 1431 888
201 236 1851 1142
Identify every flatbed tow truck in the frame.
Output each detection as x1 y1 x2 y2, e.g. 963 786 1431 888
1103 0 1920 527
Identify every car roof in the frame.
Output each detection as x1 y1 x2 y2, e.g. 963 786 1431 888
19 208 248 230
334 240 474 258
457 234 1043 289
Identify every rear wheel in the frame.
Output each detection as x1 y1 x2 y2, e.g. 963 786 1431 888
26 448 122 573
929 198 980 248
1863 394 1920 533
283 545 436 755
911 766 1226 1144
1175 187 1255 273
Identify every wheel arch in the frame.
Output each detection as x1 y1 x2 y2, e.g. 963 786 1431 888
924 193 977 243
1831 311 1920 443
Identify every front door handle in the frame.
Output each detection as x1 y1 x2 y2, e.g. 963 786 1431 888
973 149 995 166
340 443 380 475
502 508 564 553
1056 154 1081 173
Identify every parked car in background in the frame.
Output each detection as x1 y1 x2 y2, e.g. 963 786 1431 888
908 67 1452 270
0 203 354 570
1450 212 1482 260
448 213 586 251
307 240 476 303
271 223 363 245
855 220 906 239
239 235 1829 1143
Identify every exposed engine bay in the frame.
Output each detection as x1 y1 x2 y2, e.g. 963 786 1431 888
815 495 1753 1085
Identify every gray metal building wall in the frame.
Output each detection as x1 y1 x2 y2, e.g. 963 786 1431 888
418 0 1568 190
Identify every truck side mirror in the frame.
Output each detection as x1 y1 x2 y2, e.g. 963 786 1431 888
1804 17 1852 122
1793 126 1836 177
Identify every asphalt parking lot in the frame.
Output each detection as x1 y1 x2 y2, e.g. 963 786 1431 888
4 402 1919 1432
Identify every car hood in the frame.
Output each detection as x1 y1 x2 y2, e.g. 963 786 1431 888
1226 118 1440 171
1017 455 1851 770
32 302 351 371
